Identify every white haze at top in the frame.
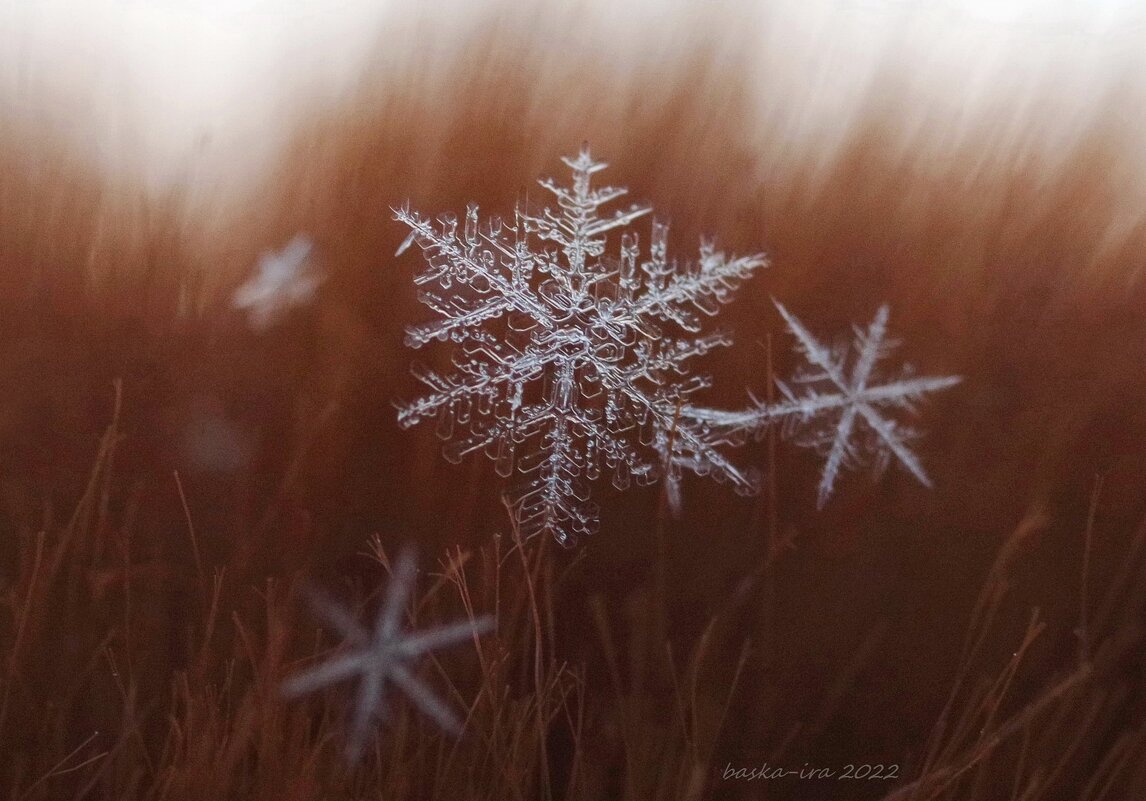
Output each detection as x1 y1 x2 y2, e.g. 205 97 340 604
1 0 1144 215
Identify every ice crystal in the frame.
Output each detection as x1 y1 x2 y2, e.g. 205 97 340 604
232 234 323 330
282 547 494 765
394 146 767 544
683 302 961 508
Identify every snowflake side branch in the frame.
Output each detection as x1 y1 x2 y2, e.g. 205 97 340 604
632 253 769 331
393 205 555 336
396 353 544 430
619 333 733 383
406 292 515 348
658 422 761 495
772 299 850 389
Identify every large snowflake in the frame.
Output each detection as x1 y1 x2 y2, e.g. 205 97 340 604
394 146 960 544
394 146 766 544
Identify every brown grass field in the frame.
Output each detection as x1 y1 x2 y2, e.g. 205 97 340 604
2 6 1146 800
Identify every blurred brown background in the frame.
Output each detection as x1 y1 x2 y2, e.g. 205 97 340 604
2 2 1146 799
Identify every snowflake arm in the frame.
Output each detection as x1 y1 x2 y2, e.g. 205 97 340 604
395 341 545 432
630 237 769 332
393 204 556 346
532 147 653 281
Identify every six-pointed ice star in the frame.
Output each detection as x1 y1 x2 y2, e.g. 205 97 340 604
282 547 494 764
232 234 324 331
393 146 765 544
770 301 961 506
682 302 961 508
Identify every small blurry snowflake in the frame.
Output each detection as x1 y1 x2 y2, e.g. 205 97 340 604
282 547 494 765
684 302 961 508
394 145 767 544
232 234 323 331
178 394 253 474
394 145 960 544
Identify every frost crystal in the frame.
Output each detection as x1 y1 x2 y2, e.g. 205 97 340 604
282 547 494 765
684 302 961 508
394 146 767 544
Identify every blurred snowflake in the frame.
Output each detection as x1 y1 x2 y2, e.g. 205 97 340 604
282 547 494 765
394 146 959 544
233 234 323 330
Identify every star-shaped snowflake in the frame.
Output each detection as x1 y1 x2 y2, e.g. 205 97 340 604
684 302 961 507
394 146 767 544
282 547 494 764
232 234 324 330
773 301 962 505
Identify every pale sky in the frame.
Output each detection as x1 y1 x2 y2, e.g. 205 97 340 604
1 0 1143 204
